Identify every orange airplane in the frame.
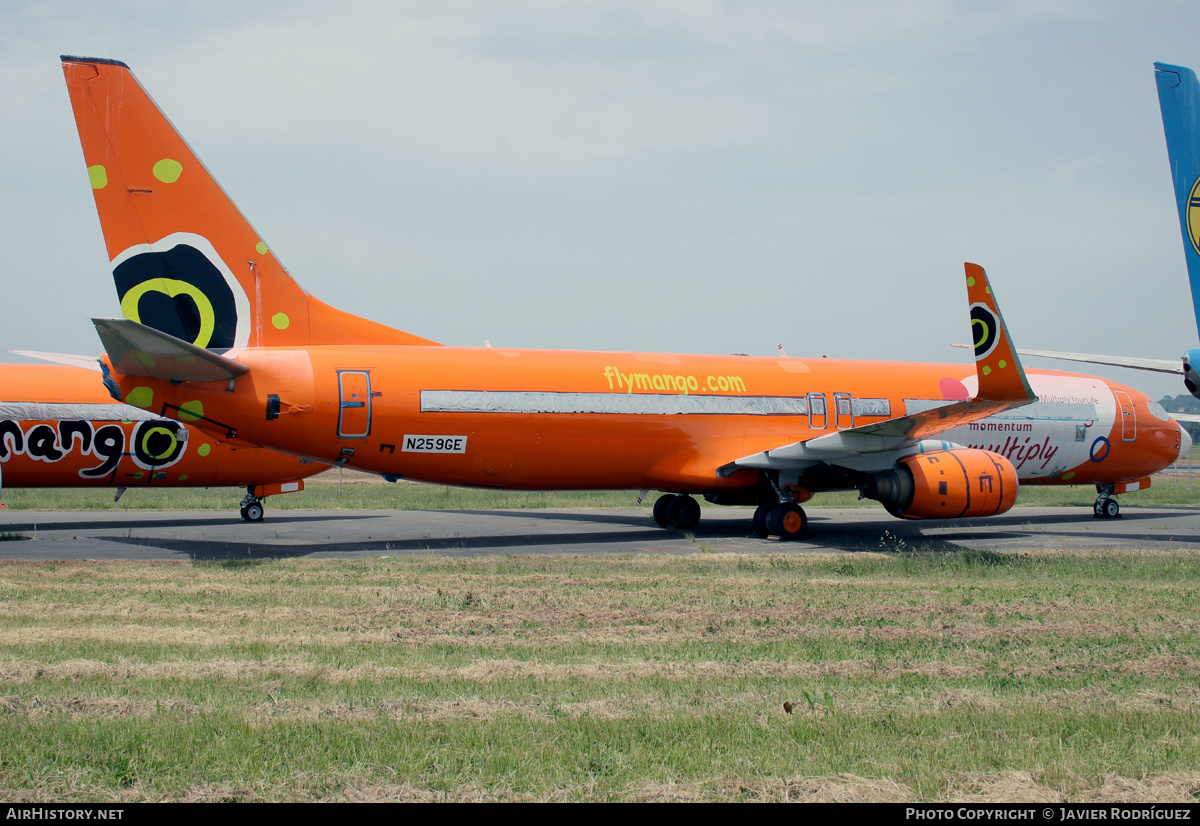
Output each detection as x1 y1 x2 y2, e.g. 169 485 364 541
0 361 324 519
60 56 1191 539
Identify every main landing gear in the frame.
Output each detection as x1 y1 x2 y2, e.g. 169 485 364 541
1093 485 1120 519
653 494 702 530
752 472 809 541
752 501 808 541
239 488 265 522
650 480 809 541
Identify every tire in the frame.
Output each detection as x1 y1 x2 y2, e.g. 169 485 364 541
669 495 701 530
766 503 807 541
752 504 772 538
244 502 264 522
1093 500 1105 518
653 494 676 528
1103 498 1120 519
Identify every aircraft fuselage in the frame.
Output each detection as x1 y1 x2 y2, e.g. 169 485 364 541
113 347 1185 494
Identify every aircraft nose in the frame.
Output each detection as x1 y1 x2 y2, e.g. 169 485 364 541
1178 423 1193 464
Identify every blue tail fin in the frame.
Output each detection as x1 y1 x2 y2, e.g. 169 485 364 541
1155 62 1200 339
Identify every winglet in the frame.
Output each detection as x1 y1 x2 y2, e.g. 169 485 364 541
93 318 249 383
965 263 1035 404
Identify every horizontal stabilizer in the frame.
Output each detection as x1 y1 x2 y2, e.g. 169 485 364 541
9 350 102 371
93 318 249 382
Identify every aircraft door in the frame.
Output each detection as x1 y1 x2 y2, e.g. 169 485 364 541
1114 390 1136 442
808 393 827 430
834 393 853 429
338 370 372 439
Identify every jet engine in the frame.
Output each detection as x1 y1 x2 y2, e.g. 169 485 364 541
863 448 1018 519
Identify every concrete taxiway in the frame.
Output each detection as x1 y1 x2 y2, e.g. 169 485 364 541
1 505 1199 561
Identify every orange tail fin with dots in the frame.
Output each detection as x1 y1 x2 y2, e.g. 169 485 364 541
964 262 1034 403
60 56 439 354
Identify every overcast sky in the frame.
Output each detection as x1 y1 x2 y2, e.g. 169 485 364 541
3 1 1199 398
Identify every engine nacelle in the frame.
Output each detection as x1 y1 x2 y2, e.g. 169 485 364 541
864 448 1018 520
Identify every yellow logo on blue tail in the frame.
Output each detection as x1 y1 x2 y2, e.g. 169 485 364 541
1187 176 1200 256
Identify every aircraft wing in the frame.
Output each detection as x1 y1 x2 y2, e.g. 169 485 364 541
720 263 1036 474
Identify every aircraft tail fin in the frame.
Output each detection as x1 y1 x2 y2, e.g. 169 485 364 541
61 56 439 354
964 263 1035 404
1155 62 1200 339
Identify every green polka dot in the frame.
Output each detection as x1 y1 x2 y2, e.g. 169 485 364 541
256 241 269 255
985 286 991 295
133 352 156 368
178 474 188 482
132 472 144 479
998 360 1007 369
966 276 976 287
198 444 211 457
124 386 153 408
179 400 204 422
152 158 183 183
271 312 290 330
88 165 107 190
1062 472 1075 481
982 366 992 376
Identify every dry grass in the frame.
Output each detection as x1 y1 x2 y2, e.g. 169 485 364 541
1 550 1198 801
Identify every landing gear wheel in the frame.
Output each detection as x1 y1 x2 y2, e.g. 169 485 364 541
766 502 807 541
1102 498 1120 519
1093 500 1105 518
752 503 772 538
653 494 677 528
669 495 702 530
239 488 265 522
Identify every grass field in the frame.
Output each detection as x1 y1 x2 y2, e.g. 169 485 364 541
2 473 1198 801
0 549 1198 802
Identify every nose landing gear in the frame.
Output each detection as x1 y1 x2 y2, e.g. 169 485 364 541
239 488 265 522
1093 485 1120 519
